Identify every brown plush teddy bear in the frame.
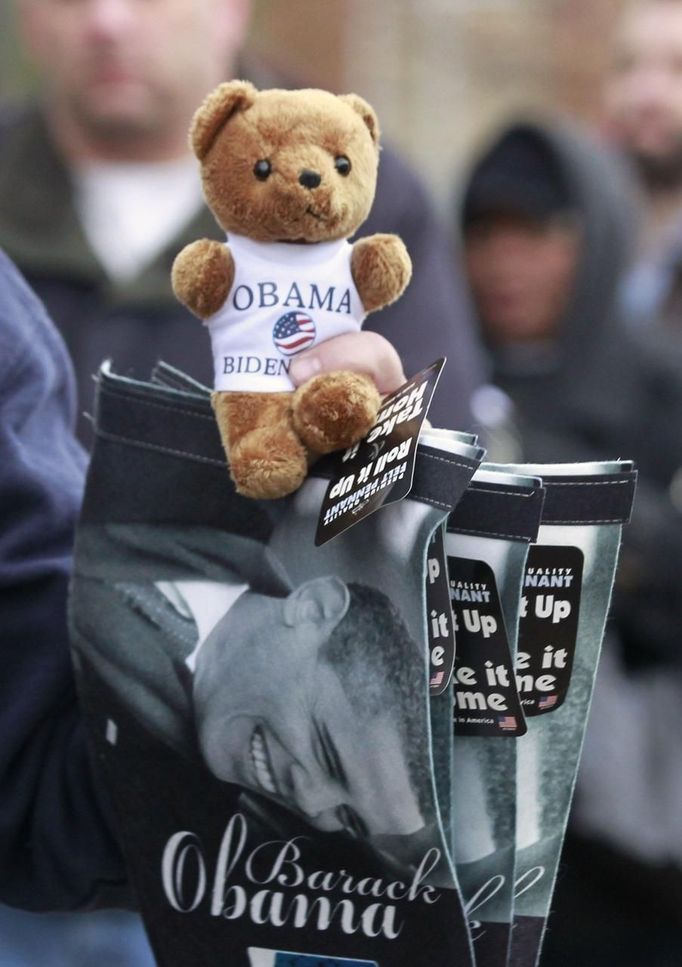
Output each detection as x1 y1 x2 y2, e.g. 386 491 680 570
172 80 412 499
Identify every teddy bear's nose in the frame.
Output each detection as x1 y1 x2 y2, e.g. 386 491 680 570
299 169 322 190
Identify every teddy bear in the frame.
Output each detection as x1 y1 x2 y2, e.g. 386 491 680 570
172 80 412 499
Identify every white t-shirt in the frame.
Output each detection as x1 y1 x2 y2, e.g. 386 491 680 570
74 157 203 281
206 233 366 393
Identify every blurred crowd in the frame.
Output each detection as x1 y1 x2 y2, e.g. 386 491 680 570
2 0 682 965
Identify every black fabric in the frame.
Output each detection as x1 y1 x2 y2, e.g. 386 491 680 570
539 471 638 526
448 477 546 542
410 444 482 511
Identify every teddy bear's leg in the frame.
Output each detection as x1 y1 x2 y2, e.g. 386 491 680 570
291 370 381 455
212 390 308 499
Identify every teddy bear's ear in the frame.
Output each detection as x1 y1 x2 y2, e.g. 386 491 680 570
190 80 258 161
339 93 381 147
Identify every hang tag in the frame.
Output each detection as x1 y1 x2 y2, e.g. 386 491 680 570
449 558 526 737
516 545 583 717
315 358 445 545
427 527 457 696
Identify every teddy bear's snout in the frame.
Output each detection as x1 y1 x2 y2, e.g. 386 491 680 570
298 168 322 190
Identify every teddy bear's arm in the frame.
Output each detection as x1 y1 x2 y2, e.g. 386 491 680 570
350 233 412 314
171 239 235 320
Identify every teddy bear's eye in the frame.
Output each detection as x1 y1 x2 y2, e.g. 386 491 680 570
253 159 272 181
334 155 352 177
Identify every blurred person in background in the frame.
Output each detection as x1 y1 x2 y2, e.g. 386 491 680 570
604 0 682 340
457 117 682 967
0 0 485 446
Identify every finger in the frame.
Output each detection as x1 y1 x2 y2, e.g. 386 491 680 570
289 331 406 394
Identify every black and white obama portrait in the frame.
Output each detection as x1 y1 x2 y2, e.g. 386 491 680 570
174 572 427 841
70 509 436 866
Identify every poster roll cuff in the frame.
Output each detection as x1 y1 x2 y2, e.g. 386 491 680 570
443 466 545 967
70 364 485 967
416 428 488 835
484 460 636 967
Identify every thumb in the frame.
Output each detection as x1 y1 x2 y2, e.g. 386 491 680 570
289 331 406 394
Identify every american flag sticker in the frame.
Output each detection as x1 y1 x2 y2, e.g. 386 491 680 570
272 311 317 356
430 670 445 688
539 694 558 709
498 715 517 731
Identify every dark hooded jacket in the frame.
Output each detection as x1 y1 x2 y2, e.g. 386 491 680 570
461 118 682 670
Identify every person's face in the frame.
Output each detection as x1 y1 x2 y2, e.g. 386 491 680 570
604 1 682 177
193 577 424 841
19 0 250 144
464 211 580 345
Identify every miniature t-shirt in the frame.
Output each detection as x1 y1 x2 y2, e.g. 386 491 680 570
206 233 366 393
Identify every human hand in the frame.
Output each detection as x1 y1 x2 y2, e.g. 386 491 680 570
289 331 406 395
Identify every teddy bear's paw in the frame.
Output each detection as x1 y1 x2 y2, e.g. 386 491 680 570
229 428 308 499
171 239 235 319
351 234 413 313
292 371 381 455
